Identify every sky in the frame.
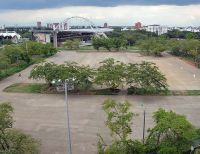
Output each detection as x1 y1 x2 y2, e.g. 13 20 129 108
0 0 200 26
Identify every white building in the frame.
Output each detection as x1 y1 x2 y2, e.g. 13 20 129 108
143 25 168 35
0 31 21 43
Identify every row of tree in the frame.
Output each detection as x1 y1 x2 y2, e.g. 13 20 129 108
0 42 57 80
98 99 200 154
30 58 168 94
1 42 57 65
168 39 200 66
137 38 167 56
92 37 128 51
136 38 200 61
162 30 200 39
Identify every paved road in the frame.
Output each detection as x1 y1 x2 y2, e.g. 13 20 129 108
0 51 200 154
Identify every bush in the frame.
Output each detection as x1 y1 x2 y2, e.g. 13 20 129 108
92 37 128 51
63 39 80 50
127 86 147 95
137 38 167 56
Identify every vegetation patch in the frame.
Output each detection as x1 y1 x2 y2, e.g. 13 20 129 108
4 83 48 93
0 41 57 80
98 99 200 154
4 83 200 96
0 103 40 153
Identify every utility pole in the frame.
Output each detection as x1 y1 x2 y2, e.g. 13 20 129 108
143 109 146 144
65 80 72 154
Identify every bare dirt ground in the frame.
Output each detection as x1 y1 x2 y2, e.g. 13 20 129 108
48 51 200 90
0 51 200 154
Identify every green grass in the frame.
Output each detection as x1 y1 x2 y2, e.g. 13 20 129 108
4 83 200 96
78 46 94 50
4 83 47 93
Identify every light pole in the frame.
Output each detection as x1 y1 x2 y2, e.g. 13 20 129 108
64 79 72 154
141 103 146 144
190 146 194 154
52 78 75 154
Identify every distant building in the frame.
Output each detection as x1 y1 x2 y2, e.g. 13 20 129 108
0 31 21 43
37 21 42 28
144 25 168 35
47 23 53 29
134 22 142 30
104 23 108 28
0 25 5 30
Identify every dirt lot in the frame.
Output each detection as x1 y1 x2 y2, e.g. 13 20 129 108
47 51 200 90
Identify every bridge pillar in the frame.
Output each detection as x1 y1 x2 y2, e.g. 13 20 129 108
53 31 58 48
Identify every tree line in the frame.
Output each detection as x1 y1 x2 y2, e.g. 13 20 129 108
0 41 57 80
92 37 128 51
29 58 168 95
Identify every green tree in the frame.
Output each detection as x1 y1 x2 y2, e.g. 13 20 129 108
97 99 145 154
3 45 23 64
64 39 80 50
92 37 102 50
0 103 40 153
112 38 128 51
186 32 196 40
94 58 125 91
137 38 167 56
102 38 113 51
146 108 199 154
126 62 168 94
29 62 94 90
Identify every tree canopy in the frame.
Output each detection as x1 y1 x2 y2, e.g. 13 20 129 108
98 99 145 154
0 103 40 154
146 108 199 154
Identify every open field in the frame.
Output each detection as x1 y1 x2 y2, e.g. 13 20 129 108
1 51 200 154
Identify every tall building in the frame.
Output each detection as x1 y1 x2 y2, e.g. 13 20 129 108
37 21 42 28
104 23 108 28
134 22 142 30
47 23 53 29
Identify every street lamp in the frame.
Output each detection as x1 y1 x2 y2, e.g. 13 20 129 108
51 78 75 154
141 103 146 144
190 146 194 154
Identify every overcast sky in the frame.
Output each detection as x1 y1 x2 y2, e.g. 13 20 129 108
0 0 200 26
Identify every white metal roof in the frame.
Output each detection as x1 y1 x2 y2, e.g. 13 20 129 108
0 31 21 39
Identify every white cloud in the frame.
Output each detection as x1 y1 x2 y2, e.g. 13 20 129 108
0 5 200 27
